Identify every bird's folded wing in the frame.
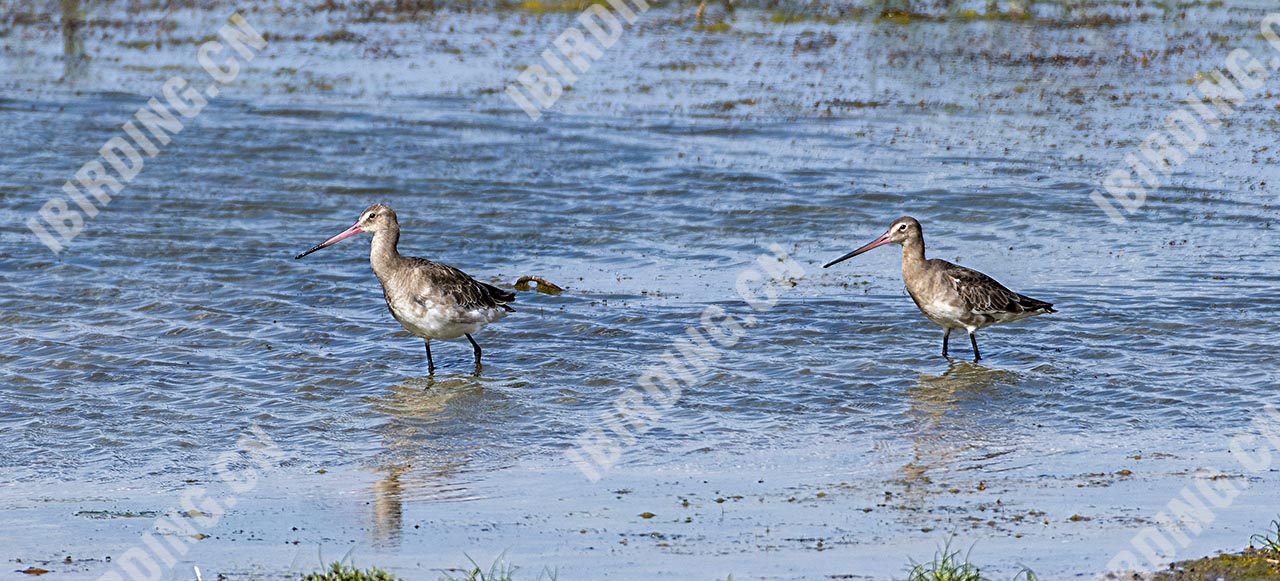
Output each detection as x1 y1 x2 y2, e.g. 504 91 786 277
946 267 1025 315
406 257 516 312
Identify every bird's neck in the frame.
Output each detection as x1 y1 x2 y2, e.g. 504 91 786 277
370 226 401 279
901 236 927 277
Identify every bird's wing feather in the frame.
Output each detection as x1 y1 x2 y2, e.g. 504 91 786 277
939 262 1043 315
405 257 516 312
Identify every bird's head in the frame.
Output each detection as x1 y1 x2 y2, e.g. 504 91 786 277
355 203 398 234
884 216 922 244
295 203 398 259
823 216 921 268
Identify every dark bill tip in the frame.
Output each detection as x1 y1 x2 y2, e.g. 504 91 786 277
294 223 363 260
823 233 892 268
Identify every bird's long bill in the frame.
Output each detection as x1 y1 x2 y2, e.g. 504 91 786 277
295 223 363 259
823 232 892 268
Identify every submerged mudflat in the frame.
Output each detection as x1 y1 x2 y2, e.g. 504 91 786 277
2 1 1279 578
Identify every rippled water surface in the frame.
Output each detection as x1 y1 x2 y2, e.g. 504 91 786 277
2 1 1280 578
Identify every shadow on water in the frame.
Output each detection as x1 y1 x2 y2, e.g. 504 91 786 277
371 465 406 547
898 361 1025 487
363 374 505 547
59 0 87 82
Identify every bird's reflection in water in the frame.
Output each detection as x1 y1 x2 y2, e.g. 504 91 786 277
897 361 1023 502
363 375 496 548
371 465 405 547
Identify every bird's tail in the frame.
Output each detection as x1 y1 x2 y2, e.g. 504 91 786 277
1017 294 1055 314
484 282 517 312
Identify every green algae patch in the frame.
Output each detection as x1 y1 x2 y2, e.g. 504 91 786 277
514 275 564 295
1152 548 1280 580
513 0 594 14
876 9 936 25
301 563 403 581
693 21 732 33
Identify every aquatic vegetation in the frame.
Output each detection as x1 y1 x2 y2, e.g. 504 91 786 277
769 10 852 24
302 562 404 581
1251 519 1280 552
712 97 758 111
1153 548 1280 580
438 554 557 581
511 0 595 14
693 21 733 32
1142 521 1280 579
905 540 984 581
514 275 565 295
314 28 366 43
906 539 1039 581
877 8 937 24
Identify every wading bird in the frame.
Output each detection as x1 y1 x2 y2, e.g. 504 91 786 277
823 216 1054 360
296 204 515 373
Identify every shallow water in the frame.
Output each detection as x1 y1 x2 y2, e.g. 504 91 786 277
2 1 1280 579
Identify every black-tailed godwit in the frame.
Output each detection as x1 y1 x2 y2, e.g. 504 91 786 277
296 204 515 373
824 216 1055 360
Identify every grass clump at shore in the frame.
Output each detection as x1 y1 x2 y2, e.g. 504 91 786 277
1251 519 1280 552
906 539 1038 581
297 556 554 581
301 563 403 581
1152 548 1280 580
905 539 984 581
439 554 556 581
1146 519 1280 580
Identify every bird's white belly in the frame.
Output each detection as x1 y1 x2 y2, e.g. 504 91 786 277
919 300 973 331
386 294 507 341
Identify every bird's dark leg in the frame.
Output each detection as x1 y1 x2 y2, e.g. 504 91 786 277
466 333 482 372
424 339 435 374
942 328 951 358
969 332 981 361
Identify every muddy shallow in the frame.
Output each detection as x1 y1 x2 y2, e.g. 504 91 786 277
2 1 1280 579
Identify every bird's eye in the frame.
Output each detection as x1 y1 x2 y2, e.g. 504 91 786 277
367 213 378 220
898 224 907 231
